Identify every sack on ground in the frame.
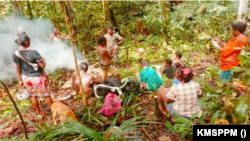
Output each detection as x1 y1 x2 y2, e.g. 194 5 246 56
123 76 140 95
98 92 121 116
95 77 122 96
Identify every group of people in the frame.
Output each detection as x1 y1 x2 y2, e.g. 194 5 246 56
11 21 248 121
132 21 248 121
11 25 125 118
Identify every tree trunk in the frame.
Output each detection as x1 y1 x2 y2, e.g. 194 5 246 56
102 0 106 25
58 1 86 105
108 2 122 35
237 0 248 22
11 1 23 16
27 0 33 19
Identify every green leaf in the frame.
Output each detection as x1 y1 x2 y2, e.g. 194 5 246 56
233 95 248 124
221 112 226 119
210 111 219 124
21 105 31 114
165 121 176 133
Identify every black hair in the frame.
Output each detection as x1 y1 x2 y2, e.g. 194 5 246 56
176 66 193 83
140 60 149 67
107 25 114 29
79 62 88 71
175 52 182 59
232 22 247 33
174 62 181 69
97 36 107 45
164 59 172 65
15 32 30 46
138 58 143 63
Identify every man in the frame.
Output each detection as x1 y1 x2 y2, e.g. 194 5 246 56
96 36 121 81
72 62 103 96
50 27 70 43
104 25 125 64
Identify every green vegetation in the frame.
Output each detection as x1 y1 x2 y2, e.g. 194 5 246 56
0 1 250 140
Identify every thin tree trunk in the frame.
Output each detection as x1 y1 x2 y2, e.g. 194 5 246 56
11 1 23 16
0 81 29 139
58 1 86 105
108 2 121 35
27 0 33 19
237 0 248 22
102 0 106 25
34 1 40 17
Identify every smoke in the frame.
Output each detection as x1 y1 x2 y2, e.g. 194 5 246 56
0 16 84 80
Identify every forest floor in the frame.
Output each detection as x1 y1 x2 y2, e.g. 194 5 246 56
0 50 248 141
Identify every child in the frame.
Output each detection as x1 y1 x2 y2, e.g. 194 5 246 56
158 66 202 120
162 59 176 79
172 51 184 67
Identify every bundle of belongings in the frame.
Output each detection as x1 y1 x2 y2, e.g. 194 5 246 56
95 77 140 116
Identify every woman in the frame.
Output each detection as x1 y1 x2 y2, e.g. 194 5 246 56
12 32 53 118
158 66 202 121
212 22 248 97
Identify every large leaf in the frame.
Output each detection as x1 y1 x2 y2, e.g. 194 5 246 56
233 95 248 124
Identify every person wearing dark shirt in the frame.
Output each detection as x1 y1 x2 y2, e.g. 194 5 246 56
12 32 53 119
162 59 176 79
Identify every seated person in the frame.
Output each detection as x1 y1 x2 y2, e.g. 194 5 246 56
72 62 103 96
162 59 176 79
172 51 185 67
158 66 202 119
135 59 167 98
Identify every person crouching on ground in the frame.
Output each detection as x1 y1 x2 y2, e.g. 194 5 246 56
72 62 103 96
12 32 53 119
211 22 248 97
135 59 167 102
158 66 202 121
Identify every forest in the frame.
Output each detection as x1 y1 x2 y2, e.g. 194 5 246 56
0 0 250 141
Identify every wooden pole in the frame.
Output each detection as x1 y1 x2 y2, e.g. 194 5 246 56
58 1 86 105
0 81 29 139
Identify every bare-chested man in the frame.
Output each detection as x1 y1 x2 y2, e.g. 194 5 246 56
97 36 121 81
72 62 103 96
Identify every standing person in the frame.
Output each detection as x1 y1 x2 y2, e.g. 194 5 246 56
212 21 248 97
49 27 69 43
104 25 125 64
97 36 121 81
12 32 53 119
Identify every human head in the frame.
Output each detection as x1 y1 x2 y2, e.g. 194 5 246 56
174 62 182 69
79 62 88 72
107 25 114 35
232 22 247 37
139 59 149 68
97 36 107 47
176 66 193 83
15 32 30 47
174 52 182 60
164 59 172 67
54 27 60 35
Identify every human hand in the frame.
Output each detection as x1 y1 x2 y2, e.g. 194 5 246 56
19 81 24 87
212 37 221 43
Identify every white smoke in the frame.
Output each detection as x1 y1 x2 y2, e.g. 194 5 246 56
0 16 84 80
